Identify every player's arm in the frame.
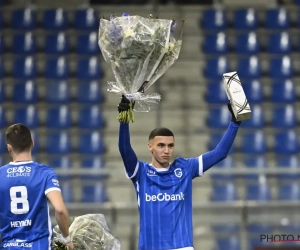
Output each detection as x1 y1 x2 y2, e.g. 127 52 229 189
118 95 139 178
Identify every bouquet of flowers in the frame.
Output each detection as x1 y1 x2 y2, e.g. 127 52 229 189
98 12 184 122
52 214 120 250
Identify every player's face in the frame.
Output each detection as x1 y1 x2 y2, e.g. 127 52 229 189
148 136 174 166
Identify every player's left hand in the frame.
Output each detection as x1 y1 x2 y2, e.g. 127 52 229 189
118 95 135 113
227 102 241 125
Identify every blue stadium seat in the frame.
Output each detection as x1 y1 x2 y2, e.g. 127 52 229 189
211 183 238 201
205 81 228 104
45 32 69 55
78 132 105 154
267 32 291 54
0 34 4 54
0 106 6 128
13 57 37 79
212 224 239 233
43 8 68 30
77 57 102 79
45 57 69 79
204 57 229 79
81 156 106 180
46 106 71 129
278 182 300 200
78 106 105 129
11 8 36 30
201 8 227 31
280 224 300 233
13 105 38 129
241 131 266 154
12 32 36 55
77 80 104 104
276 155 300 180
265 8 290 30
49 156 72 180
274 130 299 154
30 130 39 154
235 32 260 55
77 32 100 55
270 79 295 103
46 132 71 154
269 56 293 79
207 105 231 128
242 80 263 103
216 237 240 250
46 81 70 104
237 56 261 79
74 8 98 30
13 80 38 104
271 105 297 128
0 81 5 103
211 156 235 181
234 8 258 30
209 133 235 154
246 183 271 201
241 105 264 129
0 131 6 153
81 183 108 203
243 155 267 180
60 183 74 203
202 32 228 55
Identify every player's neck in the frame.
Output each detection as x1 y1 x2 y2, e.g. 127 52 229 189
12 152 32 162
151 160 169 169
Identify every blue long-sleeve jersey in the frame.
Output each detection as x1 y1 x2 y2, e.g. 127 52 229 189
119 122 239 250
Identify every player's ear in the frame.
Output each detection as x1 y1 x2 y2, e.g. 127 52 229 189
148 142 152 152
31 139 34 149
7 144 12 153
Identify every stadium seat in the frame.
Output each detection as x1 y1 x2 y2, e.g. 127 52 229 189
267 32 291 54
247 224 273 234
241 131 266 154
210 156 235 181
49 156 72 180
204 57 229 79
74 8 98 30
46 132 71 154
13 57 37 79
241 105 264 129
211 183 238 201
234 8 258 30
246 183 271 201
0 34 4 54
207 105 231 128
205 81 228 103
276 155 300 180
242 80 263 104
212 224 239 233
216 237 240 250
43 8 68 30
237 56 261 79
81 183 108 203
202 32 228 55
13 105 38 129
46 81 70 104
46 106 71 129
76 32 100 55
280 224 300 233
265 8 290 30
13 80 38 104
60 183 74 203
77 57 102 79
235 32 260 55
11 8 36 30
77 80 104 104
201 8 227 31
209 133 235 154
271 105 297 128
81 156 106 180
0 106 6 128
0 131 6 153
12 32 36 55
45 57 69 79
274 130 299 154
243 155 267 180
278 182 300 200
270 79 295 103
0 81 5 103
78 131 105 154
45 32 69 55
269 56 293 79
78 106 105 129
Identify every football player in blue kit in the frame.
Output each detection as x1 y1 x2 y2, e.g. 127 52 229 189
118 96 241 250
0 124 73 250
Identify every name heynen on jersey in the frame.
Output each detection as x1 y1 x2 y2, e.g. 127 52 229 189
6 166 31 178
11 219 32 228
145 192 185 202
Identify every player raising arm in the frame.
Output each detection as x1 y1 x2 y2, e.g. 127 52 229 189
118 96 241 250
0 124 73 250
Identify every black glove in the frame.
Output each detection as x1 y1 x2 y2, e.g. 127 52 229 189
227 102 241 125
117 95 135 113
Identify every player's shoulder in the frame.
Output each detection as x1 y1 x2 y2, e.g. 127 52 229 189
172 157 198 167
33 162 55 173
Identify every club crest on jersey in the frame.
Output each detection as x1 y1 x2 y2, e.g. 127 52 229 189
174 168 182 178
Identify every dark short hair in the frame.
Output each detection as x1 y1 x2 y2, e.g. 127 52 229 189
149 128 174 141
6 124 32 153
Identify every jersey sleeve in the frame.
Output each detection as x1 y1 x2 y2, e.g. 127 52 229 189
44 168 61 195
184 156 204 179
